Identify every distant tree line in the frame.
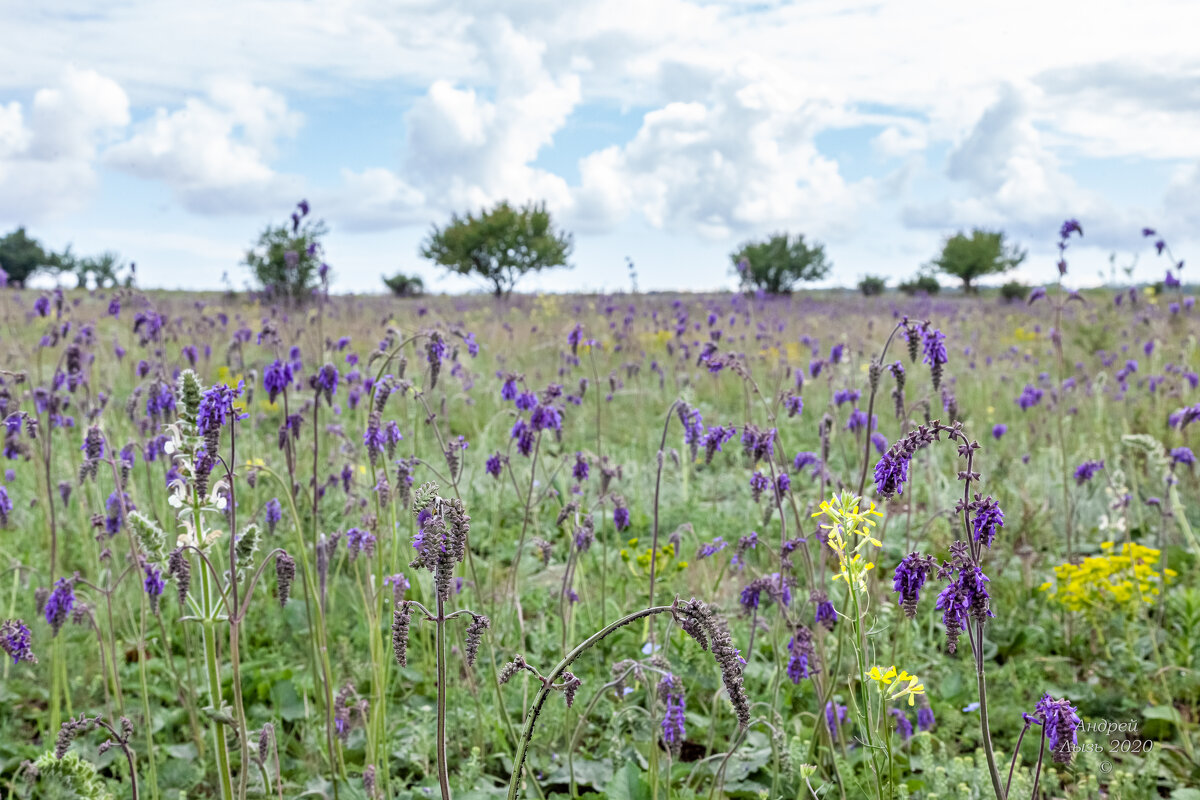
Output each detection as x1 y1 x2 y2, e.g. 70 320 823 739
0 228 133 288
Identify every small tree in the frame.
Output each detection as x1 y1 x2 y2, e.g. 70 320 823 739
55 250 131 289
999 280 1030 303
931 229 1025 293
383 271 425 297
420 201 572 297
0 227 63 287
730 233 830 294
857 275 887 296
898 271 942 296
244 200 329 303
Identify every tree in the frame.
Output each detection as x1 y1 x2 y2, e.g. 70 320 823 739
420 201 572 297
383 271 425 297
898 272 941 296
857 275 887 296
244 200 329 303
55 249 132 289
931 229 1025 292
0 227 63 287
730 232 830 294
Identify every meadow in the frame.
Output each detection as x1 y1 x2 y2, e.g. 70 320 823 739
0 269 1198 800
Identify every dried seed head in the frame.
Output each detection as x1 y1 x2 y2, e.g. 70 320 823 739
392 601 412 667
275 551 295 607
167 548 191 606
464 615 490 669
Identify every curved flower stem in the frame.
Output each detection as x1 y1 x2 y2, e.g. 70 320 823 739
647 401 678 648
506 604 677 800
857 321 910 497
1029 728 1047 800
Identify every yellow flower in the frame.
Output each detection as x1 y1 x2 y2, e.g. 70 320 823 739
868 665 926 706
868 665 897 687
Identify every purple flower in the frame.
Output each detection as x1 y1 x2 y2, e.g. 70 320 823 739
347 527 377 560
1 618 35 664
660 675 686 747
826 702 847 733
1073 460 1104 485
814 595 837 630
567 324 584 355
1035 694 1082 764
892 552 936 617
45 578 75 636
1059 219 1083 240
1016 384 1043 410
992 423 1007 439
922 328 948 367
613 504 631 532
196 382 246 436
263 359 293 403
873 451 910 498
917 705 935 732
1171 447 1196 467
971 496 1004 548
890 708 913 741
572 452 589 482
311 363 340 404
0 486 11 526
697 537 727 559
500 375 518 401
485 452 504 478
749 470 770 501
265 498 282 535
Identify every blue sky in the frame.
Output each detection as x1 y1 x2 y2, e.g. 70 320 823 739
1 1 1198 294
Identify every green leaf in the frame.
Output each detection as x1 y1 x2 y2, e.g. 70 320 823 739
602 762 651 800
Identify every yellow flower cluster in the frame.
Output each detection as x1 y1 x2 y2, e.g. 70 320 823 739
1040 541 1176 612
812 492 882 592
866 665 927 706
619 539 687 577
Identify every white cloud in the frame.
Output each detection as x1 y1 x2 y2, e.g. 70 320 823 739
326 167 426 232
903 83 1127 242
103 79 302 214
0 67 129 223
569 66 873 240
400 14 579 215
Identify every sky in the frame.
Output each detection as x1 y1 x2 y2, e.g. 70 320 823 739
1 0 1198 295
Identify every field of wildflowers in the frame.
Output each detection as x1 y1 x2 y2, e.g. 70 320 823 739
1 226 1199 799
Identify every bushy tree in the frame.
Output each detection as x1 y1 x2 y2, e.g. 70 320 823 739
931 229 1025 292
420 201 572 297
857 275 887 296
383 271 425 297
999 279 1030 303
244 200 328 302
0 227 63 287
55 249 133 289
898 272 941 296
730 233 830 294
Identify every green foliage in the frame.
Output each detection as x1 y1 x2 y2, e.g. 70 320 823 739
931 229 1025 292
55 250 132 289
998 280 1029 303
25 751 115 800
420 201 572 296
383 271 426 297
0 227 64 287
858 275 887 296
897 272 942 296
730 232 830 294
244 201 328 303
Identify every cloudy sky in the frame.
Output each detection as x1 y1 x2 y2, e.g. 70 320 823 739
1 0 1197 294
